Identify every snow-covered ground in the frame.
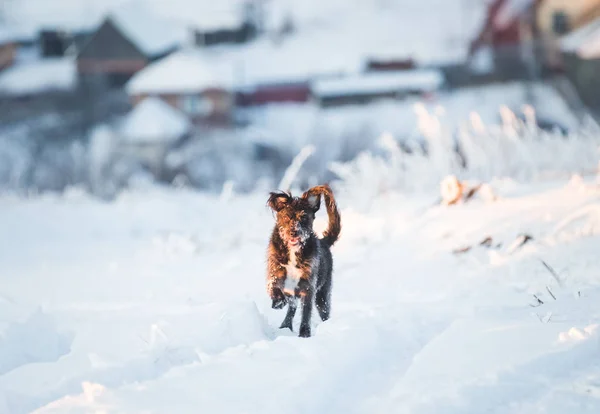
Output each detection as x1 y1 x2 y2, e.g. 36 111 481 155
1 165 600 413
2 2 600 411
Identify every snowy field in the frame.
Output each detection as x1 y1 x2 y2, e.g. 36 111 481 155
2 165 600 412
2 1 600 412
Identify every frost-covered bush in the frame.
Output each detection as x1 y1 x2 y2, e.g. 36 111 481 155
165 132 291 193
332 104 600 201
1 84 598 199
0 132 87 195
0 135 33 192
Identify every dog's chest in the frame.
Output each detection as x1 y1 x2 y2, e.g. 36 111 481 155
283 247 303 295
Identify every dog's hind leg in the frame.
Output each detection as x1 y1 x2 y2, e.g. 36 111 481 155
279 297 297 331
315 279 331 322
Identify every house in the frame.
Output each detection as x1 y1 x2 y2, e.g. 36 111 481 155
0 27 18 71
76 6 184 88
536 0 600 70
469 0 544 80
234 37 362 106
310 70 445 108
125 50 234 125
117 97 191 176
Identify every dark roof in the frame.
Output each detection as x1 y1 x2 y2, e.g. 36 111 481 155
78 5 184 60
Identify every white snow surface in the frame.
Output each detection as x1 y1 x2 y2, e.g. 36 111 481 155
0 58 76 96
126 50 231 95
2 171 600 413
119 98 191 144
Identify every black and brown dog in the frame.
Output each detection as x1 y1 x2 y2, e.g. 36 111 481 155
266 185 341 338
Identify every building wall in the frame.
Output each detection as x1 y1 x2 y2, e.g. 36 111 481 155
236 83 311 106
0 43 17 70
0 43 16 70
131 89 233 124
315 90 425 108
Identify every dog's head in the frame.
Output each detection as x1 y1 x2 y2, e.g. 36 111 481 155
267 188 321 248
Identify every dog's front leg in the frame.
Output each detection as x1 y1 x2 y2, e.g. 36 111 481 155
268 267 288 309
296 279 313 338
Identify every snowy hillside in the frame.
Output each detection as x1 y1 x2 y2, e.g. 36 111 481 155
1 169 600 413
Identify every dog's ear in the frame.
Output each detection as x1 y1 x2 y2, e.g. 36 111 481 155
302 188 321 212
267 192 290 212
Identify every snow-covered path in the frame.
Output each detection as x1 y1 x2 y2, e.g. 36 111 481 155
1 179 600 413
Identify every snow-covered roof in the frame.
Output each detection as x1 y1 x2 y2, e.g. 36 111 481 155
0 26 20 45
10 0 246 40
273 0 487 66
108 3 185 57
0 58 76 96
240 51 362 87
119 97 191 144
148 0 245 31
187 11 243 32
311 70 445 98
7 0 126 40
126 50 232 95
560 17 600 58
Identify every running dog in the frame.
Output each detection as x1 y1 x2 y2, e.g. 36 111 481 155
266 185 341 338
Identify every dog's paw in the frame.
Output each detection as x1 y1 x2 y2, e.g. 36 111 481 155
271 291 287 309
270 287 287 309
299 325 311 338
279 321 293 331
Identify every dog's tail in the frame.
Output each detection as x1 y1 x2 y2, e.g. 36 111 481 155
312 184 341 247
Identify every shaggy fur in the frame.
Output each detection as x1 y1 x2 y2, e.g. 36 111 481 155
266 184 341 338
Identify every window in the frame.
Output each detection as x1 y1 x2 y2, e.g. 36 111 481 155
552 11 569 35
180 95 213 116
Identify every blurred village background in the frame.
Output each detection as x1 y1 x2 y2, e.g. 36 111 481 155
0 0 600 197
